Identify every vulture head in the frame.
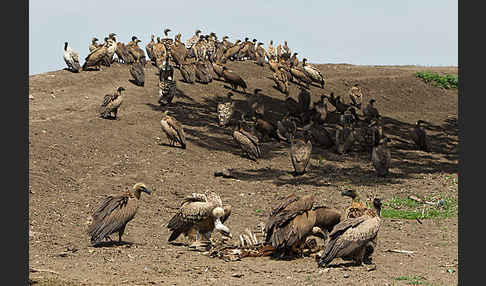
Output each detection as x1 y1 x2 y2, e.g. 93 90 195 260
164 28 171 36
252 39 257 43
244 37 249 42
131 182 152 199
369 98 376 105
270 40 273 45
64 42 68 51
117 87 126 93
212 206 231 237
373 198 383 215
223 35 228 40
131 36 137 42
195 29 201 35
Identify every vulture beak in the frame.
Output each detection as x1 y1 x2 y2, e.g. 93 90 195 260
142 187 152 195
214 218 231 238
312 226 327 240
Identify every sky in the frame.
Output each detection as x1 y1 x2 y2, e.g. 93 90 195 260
29 0 457 75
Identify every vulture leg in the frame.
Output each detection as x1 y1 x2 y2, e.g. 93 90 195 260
353 247 366 266
118 225 126 244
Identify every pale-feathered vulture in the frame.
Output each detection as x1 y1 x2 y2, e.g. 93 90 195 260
372 136 391 177
145 34 156 63
276 44 283 60
302 58 325 88
105 33 117 65
186 29 202 48
222 66 247 92
89 37 101 52
410 120 430 152
273 67 289 95
160 110 186 149
282 40 291 58
318 198 382 268
277 115 297 143
255 42 266 66
194 60 212 84
233 118 263 161
211 61 224 79
290 66 312 88
99 87 125 119
217 92 235 127
335 122 355 155
363 99 380 123
289 131 313 176
266 40 276 62
130 61 145 86
83 39 109 71
167 191 232 245
222 40 242 62
264 194 342 258
348 83 363 109
312 95 329 124
63 42 81 73
87 182 152 246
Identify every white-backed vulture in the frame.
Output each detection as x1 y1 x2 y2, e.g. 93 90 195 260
318 198 382 268
289 131 313 176
87 183 152 246
266 40 276 62
312 95 328 124
222 66 247 92
115 42 135 64
233 119 262 161
127 39 146 65
160 110 186 149
105 33 117 65
130 61 145 86
411 120 430 152
167 192 232 246
348 83 364 109
273 67 289 95
217 92 235 127
264 194 342 258
282 40 291 58
99 87 125 119
186 29 202 48
146 34 156 63
152 37 167 68
63 42 81 73
290 66 312 88
289 52 299 68
194 60 212 84
335 121 355 154
372 136 391 177
302 58 325 88
222 40 242 62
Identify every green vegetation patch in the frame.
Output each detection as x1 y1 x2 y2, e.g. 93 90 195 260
394 275 427 285
415 71 458 89
381 196 457 220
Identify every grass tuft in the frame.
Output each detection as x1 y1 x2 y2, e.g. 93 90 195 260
381 196 457 220
415 71 458 89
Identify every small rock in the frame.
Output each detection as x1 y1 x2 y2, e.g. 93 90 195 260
85 96 89 99
343 274 350 278
29 94 34 99
232 273 243 278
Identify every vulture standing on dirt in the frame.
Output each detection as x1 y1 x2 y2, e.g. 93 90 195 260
302 58 325 88
186 29 202 48
217 92 235 127
255 113 278 142
104 33 117 65
167 192 232 246
145 34 156 63
266 40 276 61
63 42 81 73
179 62 196 84
127 39 146 65
289 52 299 68
290 65 312 88
233 118 263 161
273 67 289 95
312 95 329 124
410 120 430 152
222 40 242 62
277 115 297 143
129 61 145 86
83 38 110 71
363 99 380 123
247 88 265 120
372 136 391 177
160 110 186 149
87 183 152 246
115 42 135 64
318 198 382 268
348 83 364 109
222 66 247 92
289 131 313 176
99 87 126 119
194 60 212 84
255 42 266 66
152 37 167 68
264 194 342 258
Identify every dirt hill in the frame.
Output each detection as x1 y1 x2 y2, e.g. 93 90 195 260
29 60 458 285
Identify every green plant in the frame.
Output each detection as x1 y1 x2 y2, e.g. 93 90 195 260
415 71 458 89
394 275 427 285
381 196 457 220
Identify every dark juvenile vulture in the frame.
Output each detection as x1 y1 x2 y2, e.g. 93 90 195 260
88 183 152 246
318 198 382 268
115 42 135 64
372 136 391 177
335 123 355 155
266 40 276 61
160 110 186 149
247 88 264 119
222 40 242 62
298 87 311 115
264 194 342 258
83 40 109 71
289 131 313 176
255 113 278 142
99 87 125 119
277 115 297 143
130 61 145 86
302 58 325 88
179 62 195 84
170 37 188 68
127 39 146 65
194 60 212 84
145 34 156 63
63 42 81 73
167 192 232 246
217 92 235 127
233 118 263 161
309 123 335 149
353 119 382 152
363 99 380 123
312 95 329 124
289 52 299 68
222 66 247 92
410 120 430 152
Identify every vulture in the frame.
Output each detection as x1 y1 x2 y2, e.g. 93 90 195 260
372 136 391 177
194 60 212 84
115 42 135 64
127 39 146 65
289 52 299 68
217 92 235 127
268 58 279 73
277 115 297 143
363 99 380 123
255 113 278 142
273 67 289 95
161 28 174 47
152 37 167 68
87 183 152 246
145 35 156 63
129 61 145 86
285 94 301 120
411 120 430 152
204 59 219 79
348 83 364 109
247 88 265 119
309 123 335 149
353 119 382 152
105 33 117 65
318 198 382 268
222 40 242 62
282 40 291 58
298 87 311 116
99 87 125 119
63 42 81 73
335 122 355 155
179 62 195 84
233 118 263 161
255 42 266 66
276 44 283 60
312 95 329 124
83 39 109 71
211 61 224 79
266 40 276 61
264 194 342 258
160 110 186 149
89 37 101 52
222 66 247 92
221 35 233 50
167 192 232 246
328 92 352 114
170 37 188 68
302 58 325 88
289 131 313 176
186 29 202 48
290 66 312 88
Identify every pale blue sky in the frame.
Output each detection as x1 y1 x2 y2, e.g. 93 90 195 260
29 0 457 75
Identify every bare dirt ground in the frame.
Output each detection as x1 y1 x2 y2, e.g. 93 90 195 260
29 60 458 285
